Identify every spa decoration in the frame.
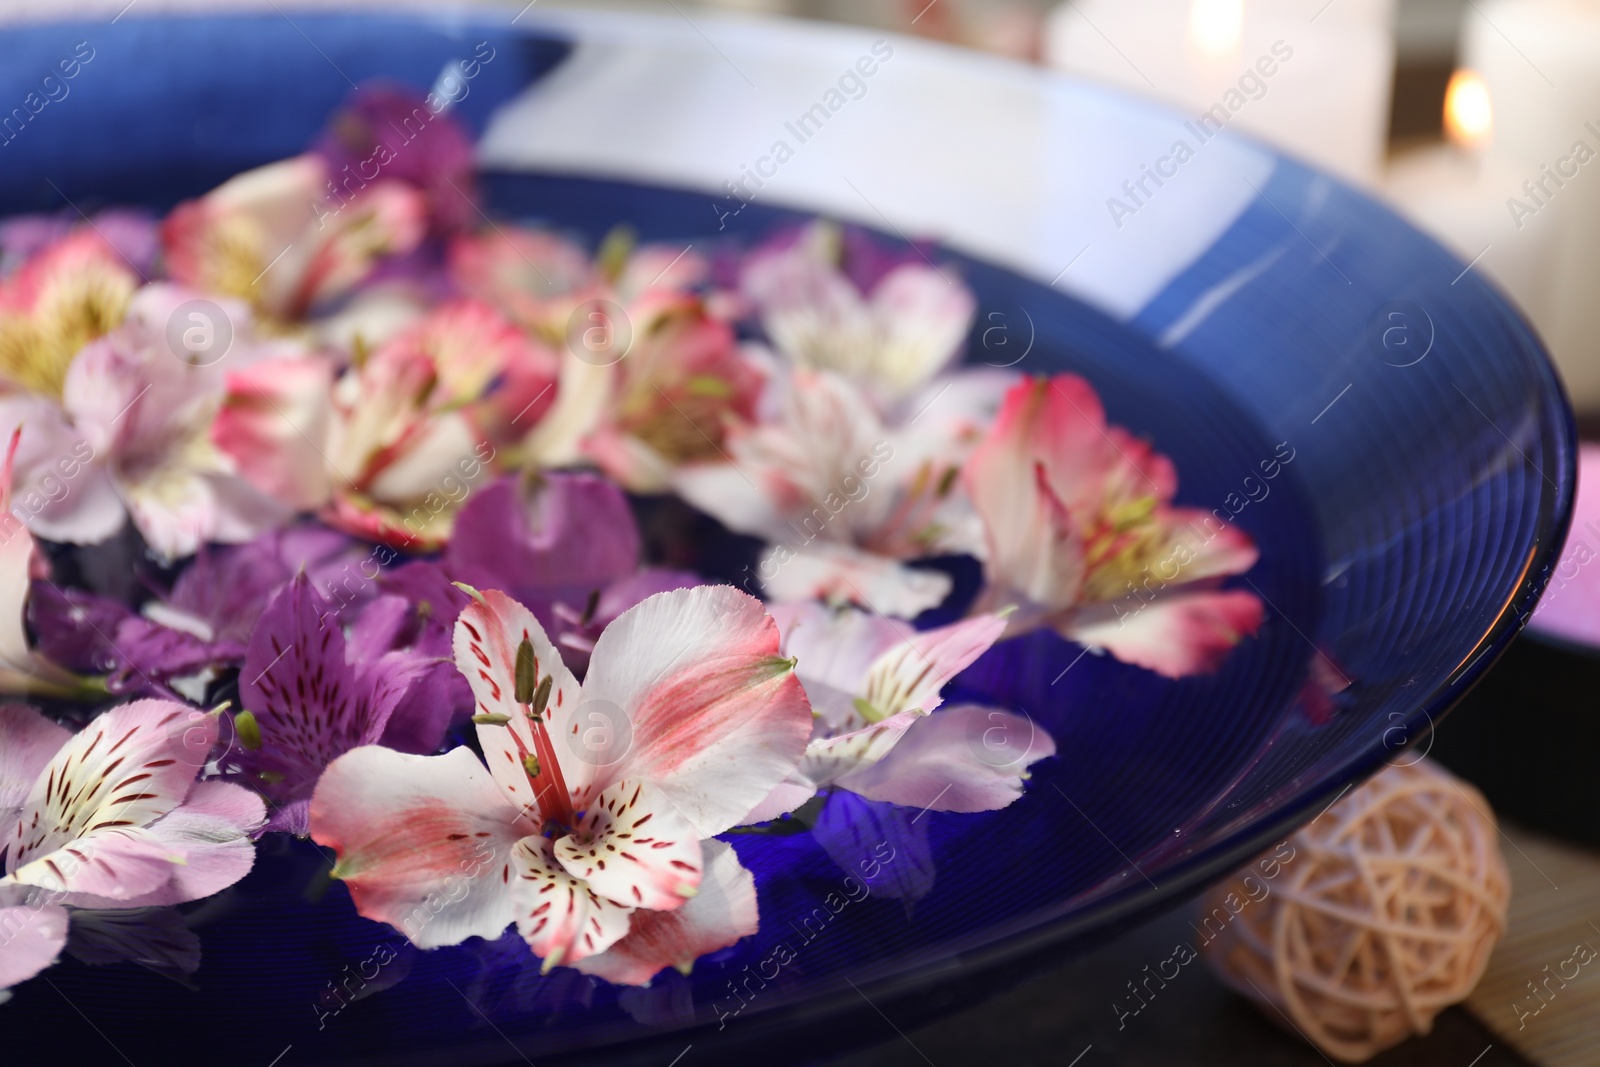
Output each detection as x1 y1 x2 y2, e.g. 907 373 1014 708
0 82 1267 998
1199 758 1510 1063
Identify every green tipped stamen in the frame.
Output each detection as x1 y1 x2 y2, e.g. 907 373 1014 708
235 710 262 751
514 637 537 704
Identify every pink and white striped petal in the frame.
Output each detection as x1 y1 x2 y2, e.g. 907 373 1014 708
509 834 635 971
763 543 952 621
837 704 1056 814
113 780 266 908
580 586 813 837
856 613 1005 722
453 591 588 814
552 780 701 911
796 709 924 788
5 825 182 902
572 840 758 986
309 745 533 949
1063 588 1264 678
7 700 214 874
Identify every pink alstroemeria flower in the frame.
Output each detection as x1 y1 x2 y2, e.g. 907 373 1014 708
966 374 1264 678
0 285 293 559
217 299 556 549
741 221 975 404
309 585 812 980
162 154 427 322
533 290 765 493
744 603 1053 822
0 230 139 399
0 701 267 997
675 366 1011 618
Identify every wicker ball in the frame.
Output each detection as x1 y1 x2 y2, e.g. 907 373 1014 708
1200 758 1510 1063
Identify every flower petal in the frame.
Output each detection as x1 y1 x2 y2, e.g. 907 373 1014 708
446 473 641 618
1063 588 1265 678
868 264 975 397
837 704 1055 813
214 354 335 511
0 704 70 828
572 840 757 986
963 377 1091 612
581 585 813 837
6 700 212 876
509 834 634 971
797 709 923 789
857 613 1006 721
232 573 404 805
118 780 266 907
762 543 952 619
552 780 701 911
309 745 531 949
0 903 68 993
453 590 588 815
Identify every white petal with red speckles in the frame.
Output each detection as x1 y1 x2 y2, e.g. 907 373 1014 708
580 585 812 837
0 902 68 993
454 590 589 815
509 834 634 971
309 745 534 950
552 780 701 911
573 840 758 986
6 700 213 875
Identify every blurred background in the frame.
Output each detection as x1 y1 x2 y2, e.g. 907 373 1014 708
499 0 1600 419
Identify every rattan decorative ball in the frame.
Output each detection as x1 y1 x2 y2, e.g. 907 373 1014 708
1199 758 1510 1063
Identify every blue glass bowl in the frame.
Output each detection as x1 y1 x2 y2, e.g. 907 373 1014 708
0 9 1574 1065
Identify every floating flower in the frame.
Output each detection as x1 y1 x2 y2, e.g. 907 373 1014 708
965 374 1263 677
29 523 365 699
741 222 975 404
309 584 811 978
0 701 267 996
217 299 554 548
221 572 449 835
0 230 138 399
745 603 1052 821
675 366 1010 617
11 284 294 558
163 153 427 322
444 472 701 672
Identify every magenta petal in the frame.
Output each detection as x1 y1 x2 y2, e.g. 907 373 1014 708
232 574 415 808
446 473 640 616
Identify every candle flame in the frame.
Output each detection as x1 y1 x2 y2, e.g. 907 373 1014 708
1444 69 1492 150
1189 0 1244 59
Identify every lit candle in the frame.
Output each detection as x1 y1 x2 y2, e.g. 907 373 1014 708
1044 0 1396 185
1460 0 1600 412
